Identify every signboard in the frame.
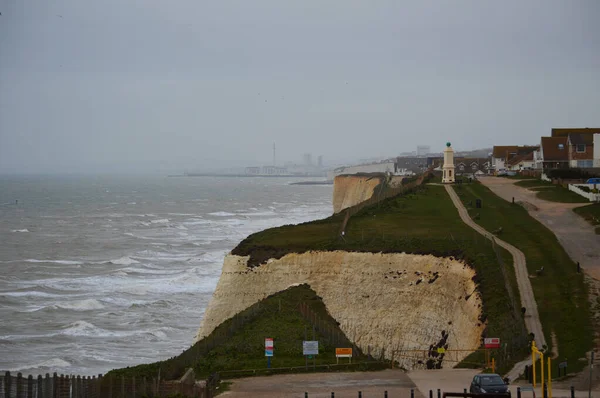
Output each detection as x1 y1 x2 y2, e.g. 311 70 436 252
303 341 319 356
335 348 353 358
265 338 274 357
436 347 446 354
484 338 500 349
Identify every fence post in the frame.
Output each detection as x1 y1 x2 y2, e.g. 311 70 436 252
132 376 136 398
385 391 388 398
570 386 574 398
16 372 23 398
45 373 51 398
411 389 414 398
4 372 10 398
517 387 521 398
359 392 362 398
429 389 433 398
53 373 58 398
26 374 33 398
437 388 441 398
37 375 43 398
121 376 125 398
143 377 147 397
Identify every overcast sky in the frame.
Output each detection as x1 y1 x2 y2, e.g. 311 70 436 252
1 1 599 173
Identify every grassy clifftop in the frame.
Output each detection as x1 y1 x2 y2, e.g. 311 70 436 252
233 184 529 373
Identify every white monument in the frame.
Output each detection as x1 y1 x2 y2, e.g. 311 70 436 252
442 142 455 184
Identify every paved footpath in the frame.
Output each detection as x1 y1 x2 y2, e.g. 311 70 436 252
477 177 600 280
444 185 546 382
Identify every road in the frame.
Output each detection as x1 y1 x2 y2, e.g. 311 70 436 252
477 177 600 280
444 185 546 382
220 368 598 397
220 369 420 397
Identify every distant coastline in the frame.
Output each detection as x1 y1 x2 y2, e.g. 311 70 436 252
168 174 327 178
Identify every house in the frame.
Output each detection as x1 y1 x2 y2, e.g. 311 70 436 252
539 137 569 170
506 151 535 171
491 146 518 172
551 128 600 138
567 133 595 169
454 158 491 174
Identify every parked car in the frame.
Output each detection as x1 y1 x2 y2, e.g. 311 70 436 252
497 170 508 176
469 373 511 396
586 178 600 184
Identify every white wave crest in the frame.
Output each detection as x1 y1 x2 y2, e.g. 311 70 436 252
22 259 82 265
11 229 30 233
150 218 169 224
14 358 71 371
107 256 139 265
61 320 104 336
208 211 236 217
56 299 105 311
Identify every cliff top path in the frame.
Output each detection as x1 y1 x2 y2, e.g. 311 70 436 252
477 177 600 280
444 184 545 382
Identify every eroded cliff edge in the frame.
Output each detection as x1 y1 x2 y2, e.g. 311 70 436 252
196 251 484 369
332 175 382 214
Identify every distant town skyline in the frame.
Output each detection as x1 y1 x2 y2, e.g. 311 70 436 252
1 1 599 174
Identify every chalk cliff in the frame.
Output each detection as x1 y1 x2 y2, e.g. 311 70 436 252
197 251 484 369
332 175 383 214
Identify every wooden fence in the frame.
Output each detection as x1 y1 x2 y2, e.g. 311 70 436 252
0 371 212 398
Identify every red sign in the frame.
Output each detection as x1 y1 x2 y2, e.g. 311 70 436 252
484 338 500 349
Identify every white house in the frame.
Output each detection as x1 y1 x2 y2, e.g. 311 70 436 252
506 152 535 171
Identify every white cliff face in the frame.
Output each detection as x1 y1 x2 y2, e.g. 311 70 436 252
332 175 382 213
196 251 484 369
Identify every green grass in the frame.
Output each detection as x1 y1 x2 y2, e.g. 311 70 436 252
234 184 528 373
573 203 600 234
107 285 380 380
536 187 590 203
456 182 592 372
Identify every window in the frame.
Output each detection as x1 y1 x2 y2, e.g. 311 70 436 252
558 144 565 150
577 160 593 168
576 144 586 153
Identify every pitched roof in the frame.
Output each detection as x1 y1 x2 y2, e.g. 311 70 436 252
552 128 600 138
507 151 534 166
541 137 569 161
568 133 594 146
492 146 519 159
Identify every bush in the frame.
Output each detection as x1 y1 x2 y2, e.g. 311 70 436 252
547 168 599 179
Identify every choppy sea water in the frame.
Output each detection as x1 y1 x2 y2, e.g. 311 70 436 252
0 175 332 375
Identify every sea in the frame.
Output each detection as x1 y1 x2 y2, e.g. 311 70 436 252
0 175 333 376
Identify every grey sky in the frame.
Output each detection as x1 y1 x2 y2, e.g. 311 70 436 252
1 1 599 173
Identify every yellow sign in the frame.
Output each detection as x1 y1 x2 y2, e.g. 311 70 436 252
437 347 446 354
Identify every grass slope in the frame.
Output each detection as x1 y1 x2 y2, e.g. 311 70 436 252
536 188 589 203
513 178 589 203
107 285 376 380
456 182 592 372
234 184 528 373
573 203 600 234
